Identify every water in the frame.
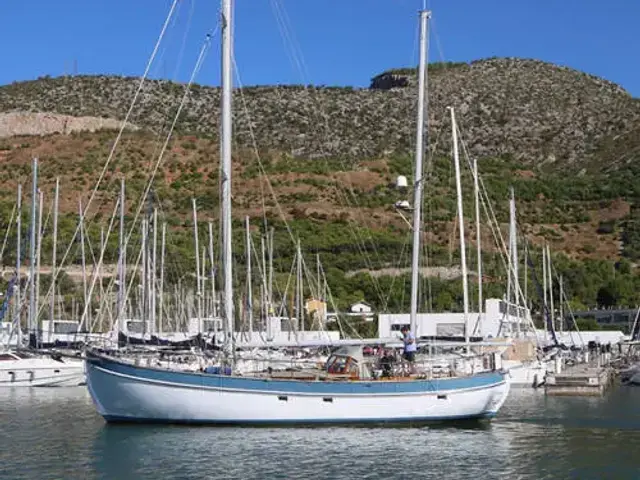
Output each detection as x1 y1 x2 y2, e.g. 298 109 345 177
0 387 639 479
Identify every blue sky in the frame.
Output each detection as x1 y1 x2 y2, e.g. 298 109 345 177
1 0 638 96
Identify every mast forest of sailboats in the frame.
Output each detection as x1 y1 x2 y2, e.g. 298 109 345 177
84 2 511 425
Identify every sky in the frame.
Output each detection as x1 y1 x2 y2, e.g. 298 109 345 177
1 0 638 96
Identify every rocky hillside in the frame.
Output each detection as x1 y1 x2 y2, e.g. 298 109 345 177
1 58 639 169
1 58 640 311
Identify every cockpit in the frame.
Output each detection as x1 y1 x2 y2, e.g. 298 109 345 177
324 346 370 379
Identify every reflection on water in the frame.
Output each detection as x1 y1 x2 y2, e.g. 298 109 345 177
0 388 639 479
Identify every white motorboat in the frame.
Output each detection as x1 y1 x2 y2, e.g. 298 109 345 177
0 351 85 387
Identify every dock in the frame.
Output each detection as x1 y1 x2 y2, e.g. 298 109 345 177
545 363 614 396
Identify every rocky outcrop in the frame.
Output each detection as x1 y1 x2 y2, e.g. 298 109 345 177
0 111 136 138
370 73 413 90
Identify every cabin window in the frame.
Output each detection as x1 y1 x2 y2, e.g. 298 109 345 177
54 370 60 373
278 396 288 401
323 397 333 403
326 356 348 374
437 394 447 400
0 354 16 361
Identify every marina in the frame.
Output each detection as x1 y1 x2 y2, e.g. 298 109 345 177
0 0 639 478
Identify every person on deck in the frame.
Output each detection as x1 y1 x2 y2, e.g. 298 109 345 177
400 326 417 373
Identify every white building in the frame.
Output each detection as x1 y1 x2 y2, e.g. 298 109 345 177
378 298 533 339
350 302 372 314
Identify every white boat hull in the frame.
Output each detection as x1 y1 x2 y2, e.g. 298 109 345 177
504 361 547 388
0 356 85 387
86 353 510 424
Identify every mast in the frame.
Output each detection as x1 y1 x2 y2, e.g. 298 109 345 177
524 241 528 312
159 221 166 335
268 228 274 332
409 9 430 337
35 188 43 347
547 244 554 334
542 245 548 341
192 198 202 333
151 207 158 334
473 158 482 330
14 184 22 346
50 177 59 339
261 234 269 339
245 217 253 337
220 0 234 353
208 222 217 318
79 199 88 331
296 239 303 332
559 275 564 334
450 108 470 351
28 158 38 348
116 178 125 341
510 187 521 336
141 217 147 332
542 245 547 308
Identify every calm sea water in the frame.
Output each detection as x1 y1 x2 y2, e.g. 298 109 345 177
0 386 639 479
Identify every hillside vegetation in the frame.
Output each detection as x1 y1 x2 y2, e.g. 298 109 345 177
1 58 640 319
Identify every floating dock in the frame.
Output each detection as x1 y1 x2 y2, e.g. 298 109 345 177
545 364 613 396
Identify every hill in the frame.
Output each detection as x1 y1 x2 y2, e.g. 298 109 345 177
1 58 639 168
1 58 640 314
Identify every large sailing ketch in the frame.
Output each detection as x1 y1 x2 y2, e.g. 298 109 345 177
84 1 510 425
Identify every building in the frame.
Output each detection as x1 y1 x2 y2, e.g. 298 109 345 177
350 301 372 314
377 298 532 339
305 298 327 324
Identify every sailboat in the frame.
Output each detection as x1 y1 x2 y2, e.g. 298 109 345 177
0 163 85 388
84 2 510 424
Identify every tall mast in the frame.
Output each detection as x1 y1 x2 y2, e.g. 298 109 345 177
473 158 482 330
510 187 520 336
542 245 547 314
28 158 38 348
296 239 303 332
35 189 43 347
79 199 88 331
450 108 470 351
220 0 234 352
15 184 22 346
50 177 59 339
151 207 158 334
141 217 147 332
559 275 564 333
261 235 269 339
547 244 554 334
159 221 166 335
542 245 548 341
192 198 202 333
245 217 253 337
208 222 217 318
409 9 430 336
116 178 125 340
